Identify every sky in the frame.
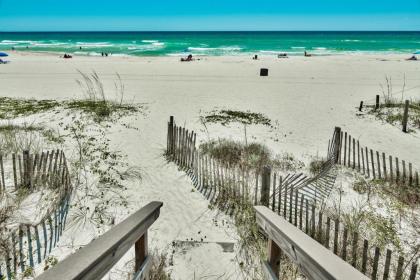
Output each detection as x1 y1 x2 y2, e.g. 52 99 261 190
0 0 419 31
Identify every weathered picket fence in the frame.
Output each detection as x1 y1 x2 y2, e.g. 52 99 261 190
166 116 419 280
0 149 72 280
334 129 419 188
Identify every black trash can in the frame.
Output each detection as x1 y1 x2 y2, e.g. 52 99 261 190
260 68 268 76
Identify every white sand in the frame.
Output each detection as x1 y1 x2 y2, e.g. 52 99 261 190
1 51 420 279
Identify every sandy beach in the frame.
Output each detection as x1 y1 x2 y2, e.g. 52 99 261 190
1 51 420 279
1 51 420 162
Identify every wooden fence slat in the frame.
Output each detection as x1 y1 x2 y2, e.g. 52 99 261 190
383 249 392 280
382 152 387 179
357 141 361 171
389 155 394 182
366 147 370 177
395 256 404 280
342 228 348 261
325 217 331 249
371 149 376 179
409 262 418 280
372 247 380 280
352 138 356 169
362 240 369 274
343 132 347 166
333 219 339 255
376 151 381 179
352 232 359 268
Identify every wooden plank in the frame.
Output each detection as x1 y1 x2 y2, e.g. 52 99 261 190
333 219 339 255
36 202 163 280
372 247 380 280
371 149 376 179
344 132 347 166
272 173 276 211
402 160 407 183
366 147 370 177
351 232 358 268
305 199 309 235
395 256 404 280
383 249 392 280
396 157 400 183
352 138 356 169
342 228 348 261
278 176 282 214
409 163 413 186
361 147 365 174
382 152 387 180
254 206 369 280
357 141 361 171
135 232 148 272
348 135 351 167
376 151 381 179
294 191 298 226
299 194 304 230
317 212 323 242
409 262 418 280
267 239 281 276
325 217 331 249
362 240 368 274
27 226 34 267
389 155 394 182
12 154 18 189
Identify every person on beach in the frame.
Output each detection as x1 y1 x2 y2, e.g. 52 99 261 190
278 53 288 58
304 51 311 57
407 55 417 61
180 54 193 62
252 54 258 60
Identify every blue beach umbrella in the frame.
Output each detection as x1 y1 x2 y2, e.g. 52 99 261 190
0 52 8 57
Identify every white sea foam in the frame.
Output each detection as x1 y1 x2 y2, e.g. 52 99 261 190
32 42 68 47
187 46 242 52
291 46 305 49
76 42 113 47
314 47 327 50
343 39 361 42
1 40 35 44
141 40 159 43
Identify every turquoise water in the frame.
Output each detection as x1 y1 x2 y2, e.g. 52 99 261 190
0 32 419 56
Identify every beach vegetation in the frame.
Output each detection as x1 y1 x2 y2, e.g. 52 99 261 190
147 251 172 280
361 75 420 132
309 157 327 175
199 139 303 172
68 71 140 122
0 97 60 119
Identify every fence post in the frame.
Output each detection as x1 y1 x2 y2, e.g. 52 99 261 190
333 127 342 164
402 100 409 133
375 95 380 110
267 239 281 277
23 150 30 188
260 166 271 207
359 101 363 112
168 116 174 154
134 232 148 272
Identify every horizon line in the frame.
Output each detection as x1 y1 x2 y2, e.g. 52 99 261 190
1 30 420 33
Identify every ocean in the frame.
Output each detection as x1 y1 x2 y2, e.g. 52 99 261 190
0 31 419 57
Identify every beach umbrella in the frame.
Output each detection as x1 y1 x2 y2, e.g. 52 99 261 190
0 52 8 57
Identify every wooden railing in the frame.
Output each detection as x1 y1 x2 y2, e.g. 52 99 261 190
35 201 163 280
255 206 369 280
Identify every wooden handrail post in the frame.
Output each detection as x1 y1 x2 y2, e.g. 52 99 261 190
268 239 281 277
260 166 271 207
135 232 148 272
